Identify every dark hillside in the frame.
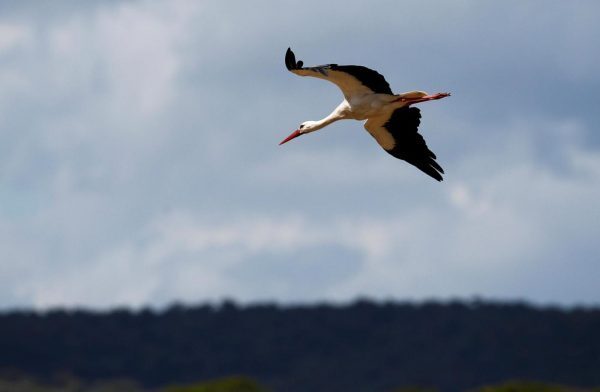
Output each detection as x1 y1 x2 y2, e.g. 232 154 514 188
1 301 599 392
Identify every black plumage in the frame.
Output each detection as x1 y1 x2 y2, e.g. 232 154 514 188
382 107 444 181
285 48 392 95
330 65 392 95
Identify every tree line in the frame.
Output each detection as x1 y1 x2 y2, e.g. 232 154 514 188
1 300 599 392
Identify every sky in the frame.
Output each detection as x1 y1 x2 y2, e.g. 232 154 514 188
1 0 599 309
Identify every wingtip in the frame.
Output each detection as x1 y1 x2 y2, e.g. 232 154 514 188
419 162 444 182
431 172 444 182
431 165 444 182
284 47 303 71
285 47 296 70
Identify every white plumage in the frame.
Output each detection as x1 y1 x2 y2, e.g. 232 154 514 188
280 48 450 181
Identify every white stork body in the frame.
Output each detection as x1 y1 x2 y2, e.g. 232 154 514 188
280 48 450 181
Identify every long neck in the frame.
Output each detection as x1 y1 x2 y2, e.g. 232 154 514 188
312 108 344 131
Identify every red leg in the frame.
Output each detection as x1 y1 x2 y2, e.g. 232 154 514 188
394 92 451 105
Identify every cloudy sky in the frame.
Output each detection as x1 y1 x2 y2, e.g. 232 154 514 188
1 1 599 309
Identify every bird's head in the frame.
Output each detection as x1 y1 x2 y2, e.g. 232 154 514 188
279 121 319 145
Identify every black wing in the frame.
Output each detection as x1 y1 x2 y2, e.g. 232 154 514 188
364 107 444 181
285 48 393 98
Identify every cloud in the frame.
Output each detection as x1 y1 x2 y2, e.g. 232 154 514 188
0 23 30 53
1 1 599 309
20 146 600 308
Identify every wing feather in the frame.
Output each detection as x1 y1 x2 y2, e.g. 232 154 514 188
285 48 393 99
364 107 444 181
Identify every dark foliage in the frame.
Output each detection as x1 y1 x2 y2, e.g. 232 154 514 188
164 376 265 392
1 300 599 392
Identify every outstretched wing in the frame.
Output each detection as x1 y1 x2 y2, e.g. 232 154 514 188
285 47 393 99
364 107 444 181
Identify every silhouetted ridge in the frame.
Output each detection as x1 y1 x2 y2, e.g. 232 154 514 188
1 300 599 392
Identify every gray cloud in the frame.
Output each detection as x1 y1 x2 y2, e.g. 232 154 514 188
1 0 599 309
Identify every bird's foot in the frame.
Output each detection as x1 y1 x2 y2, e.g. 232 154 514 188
424 92 451 100
400 92 451 105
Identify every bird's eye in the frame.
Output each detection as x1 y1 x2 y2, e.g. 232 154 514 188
299 125 304 129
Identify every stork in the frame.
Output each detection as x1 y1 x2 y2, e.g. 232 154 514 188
280 48 450 181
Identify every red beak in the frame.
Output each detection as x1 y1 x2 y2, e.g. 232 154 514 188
279 129 302 145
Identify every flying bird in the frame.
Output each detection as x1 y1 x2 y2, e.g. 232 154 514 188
280 48 450 181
